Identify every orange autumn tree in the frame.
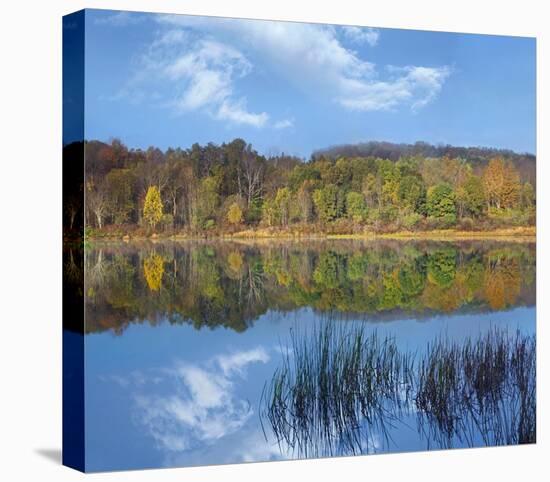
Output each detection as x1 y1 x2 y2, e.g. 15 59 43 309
482 157 521 210
484 258 521 309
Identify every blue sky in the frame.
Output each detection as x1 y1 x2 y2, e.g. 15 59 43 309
82 9 536 157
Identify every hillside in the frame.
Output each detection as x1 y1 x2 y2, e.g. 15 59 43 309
314 141 536 184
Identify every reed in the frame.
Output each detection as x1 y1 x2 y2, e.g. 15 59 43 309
262 322 415 456
262 323 536 456
416 328 536 447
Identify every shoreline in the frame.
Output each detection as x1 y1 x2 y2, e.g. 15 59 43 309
85 226 536 243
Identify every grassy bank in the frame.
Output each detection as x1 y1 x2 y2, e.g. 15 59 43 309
327 226 536 241
231 226 535 240
86 225 535 243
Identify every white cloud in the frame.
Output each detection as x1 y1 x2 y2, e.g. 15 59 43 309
339 65 451 112
215 347 270 377
156 15 450 113
406 66 452 111
233 428 284 463
112 15 450 122
119 29 268 127
133 347 270 452
273 118 294 130
216 99 269 127
158 35 268 126
341 26 380 46
157 16 374 92
160 424 285 468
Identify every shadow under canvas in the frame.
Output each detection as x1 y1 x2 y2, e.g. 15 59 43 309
35 448 62 465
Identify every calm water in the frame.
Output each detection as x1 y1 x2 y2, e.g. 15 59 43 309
80 240 536 472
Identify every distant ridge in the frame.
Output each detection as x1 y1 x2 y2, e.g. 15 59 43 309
313 141 536 183
76 138 536 184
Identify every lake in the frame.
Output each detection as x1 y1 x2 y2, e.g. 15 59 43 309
78 239 536 471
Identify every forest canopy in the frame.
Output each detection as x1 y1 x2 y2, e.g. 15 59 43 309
73 138 536 237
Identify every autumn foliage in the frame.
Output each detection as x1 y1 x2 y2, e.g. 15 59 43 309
79 138 535 236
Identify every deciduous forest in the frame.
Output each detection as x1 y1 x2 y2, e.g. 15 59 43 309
64 139 536 238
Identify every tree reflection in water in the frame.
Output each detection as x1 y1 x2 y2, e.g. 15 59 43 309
83 240 535 335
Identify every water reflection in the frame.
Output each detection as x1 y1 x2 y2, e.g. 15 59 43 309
136 347 270 452
261 322 536 457
84 240 535 334
82 239 536 471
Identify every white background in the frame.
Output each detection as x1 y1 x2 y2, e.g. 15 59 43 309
0 0 548 480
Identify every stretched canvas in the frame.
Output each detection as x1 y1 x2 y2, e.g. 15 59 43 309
63 9 536 473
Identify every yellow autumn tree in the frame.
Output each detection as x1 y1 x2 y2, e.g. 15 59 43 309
227 202 243 225
143 252 164 292
143 186 163 230
227 251 244 277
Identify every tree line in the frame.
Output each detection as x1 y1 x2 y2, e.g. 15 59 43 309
76 138 536 236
